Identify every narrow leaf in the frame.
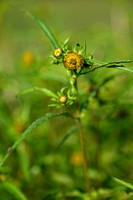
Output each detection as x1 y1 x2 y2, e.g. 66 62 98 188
1 181 27 200
56 125 77 150
81 63 133 75
0 112 71 167
105 60 133 65
17 87 58 98
111 176 133 190
107 65 133 73
33 16 59 49
90 59 106 65
91 59 133 66
23 10 59 49
62 37 70 47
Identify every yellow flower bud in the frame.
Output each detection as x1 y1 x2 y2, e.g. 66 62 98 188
53 48 62 58
59 95 68 104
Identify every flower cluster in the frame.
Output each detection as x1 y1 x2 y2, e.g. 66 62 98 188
52 41 92 72
49 41 93 108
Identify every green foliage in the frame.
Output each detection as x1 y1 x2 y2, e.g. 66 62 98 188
0 112 71 167
0 182 27 200
112 176 133 190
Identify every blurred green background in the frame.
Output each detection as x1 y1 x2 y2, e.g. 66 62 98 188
0 0 133 199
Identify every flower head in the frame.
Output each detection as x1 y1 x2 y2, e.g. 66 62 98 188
64 51 83 69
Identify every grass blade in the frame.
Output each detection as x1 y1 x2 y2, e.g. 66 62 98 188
0 181 27 200
111 176 133 190
0 112 71 167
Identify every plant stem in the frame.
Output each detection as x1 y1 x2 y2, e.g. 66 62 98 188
76 118 90 193
74 78 90 193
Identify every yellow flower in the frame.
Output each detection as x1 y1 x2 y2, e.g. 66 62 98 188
53 48 62 58
70 151 83 166
23 51 34 67
64 51 83 69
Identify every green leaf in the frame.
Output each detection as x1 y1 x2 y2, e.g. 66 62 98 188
105 60 133 65
111 176 133 190
91 59 133 66
90 59 106 65
0 181 27 200
56 125 77 150
81 59 133 75
107 65 133 73
33 16 59 49
24 11 59 49
62 37 70 47
0 112 71 167
17 87 58 99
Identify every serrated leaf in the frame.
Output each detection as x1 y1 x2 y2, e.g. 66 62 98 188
56 125 77 150
0 181 27 200
0 112 71 167
17 87 58 99
111 176 133 190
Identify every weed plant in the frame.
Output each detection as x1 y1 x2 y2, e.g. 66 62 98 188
0 9 133 200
